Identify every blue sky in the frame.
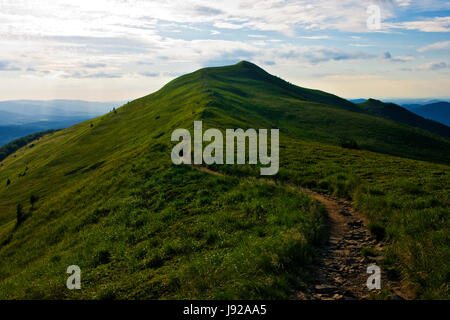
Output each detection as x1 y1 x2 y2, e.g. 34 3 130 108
0 0 449 101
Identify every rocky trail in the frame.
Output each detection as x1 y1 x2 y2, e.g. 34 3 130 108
296 190 408 300
197 167 409 300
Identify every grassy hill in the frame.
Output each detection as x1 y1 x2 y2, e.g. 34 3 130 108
356 99 450 138
0 129 60 162
411 102 450 127
0 61 448 299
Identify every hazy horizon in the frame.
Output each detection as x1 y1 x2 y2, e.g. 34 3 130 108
0 93 449 105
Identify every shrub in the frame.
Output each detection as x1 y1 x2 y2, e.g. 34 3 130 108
93 249 111 266
206 230 219 245
30 194 38 209
339 137 359 150
145 252 164 268
360 247 378 258
368 222 386 241
15 203 24 227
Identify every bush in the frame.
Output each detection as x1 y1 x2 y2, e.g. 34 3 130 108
15 203 24 227
368 222 386 241
30 194 38 209
360 246 378 258
93 249 111 266
339 137 359 150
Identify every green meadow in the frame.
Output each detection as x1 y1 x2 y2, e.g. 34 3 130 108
0 61 448 299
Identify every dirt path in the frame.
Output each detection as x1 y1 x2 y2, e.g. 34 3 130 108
298 190 412 300
197 167 408 300
298 190 387 299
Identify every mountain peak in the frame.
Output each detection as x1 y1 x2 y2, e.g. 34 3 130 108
229 60 268 75
235 60 259 69
365 98 383 104
185 61 358 112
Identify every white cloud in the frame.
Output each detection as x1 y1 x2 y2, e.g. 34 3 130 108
299 36 330 40
388 17 450 32
349 43 372 47
395 0 412 7
274 44 377 64
1 0 448 43
382 51 415 63
213 22 244 30
0 0 449 100
0 60 21 71
418 41 450 52
401 61 450 72
418 61 449 71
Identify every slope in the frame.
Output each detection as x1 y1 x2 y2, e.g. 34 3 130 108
0 129 60 162
356 99 450 138
0 72 327 299
188 61 450 164
0 119 90 147
0 61 448 299
411 102 450 127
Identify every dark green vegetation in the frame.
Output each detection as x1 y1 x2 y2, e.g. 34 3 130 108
0 61 448 299
356 99 450 138
0 129 59 162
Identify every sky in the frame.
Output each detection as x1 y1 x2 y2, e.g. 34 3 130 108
0 0 449 102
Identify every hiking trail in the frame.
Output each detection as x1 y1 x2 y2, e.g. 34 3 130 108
197 166 409 300
296 189 408 300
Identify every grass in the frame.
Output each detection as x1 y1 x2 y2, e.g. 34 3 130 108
205 136 449 299
278 139 449 299
0 129 60 162
360 247 379 258
0 163 326 299
0 61 448 299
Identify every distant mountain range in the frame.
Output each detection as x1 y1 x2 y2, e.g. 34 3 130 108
405 102 450 127
0 100 123 146
350 99 450 127
355 99 450 137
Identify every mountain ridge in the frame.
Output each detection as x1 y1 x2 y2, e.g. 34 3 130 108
410 101 450 126
0 61 449 299
356 98 450 138
3 61 449 164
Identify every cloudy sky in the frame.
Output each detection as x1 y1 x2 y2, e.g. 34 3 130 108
0 0 449 101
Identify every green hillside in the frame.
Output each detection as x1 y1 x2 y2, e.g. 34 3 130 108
356 99 450 138
166 61 450 164
0 61 448 299
0 129 60 162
